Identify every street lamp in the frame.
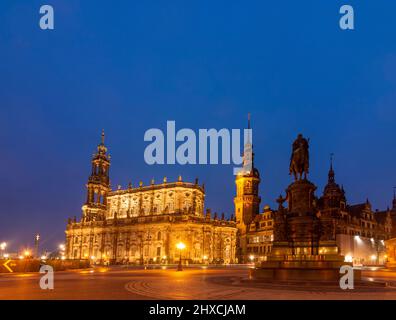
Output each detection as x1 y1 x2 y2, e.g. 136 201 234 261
176 242 186 271
35 234 40 258
59 243 66 259
0 242 6 258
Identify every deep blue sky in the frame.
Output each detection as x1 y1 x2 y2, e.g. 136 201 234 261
1 0 395 252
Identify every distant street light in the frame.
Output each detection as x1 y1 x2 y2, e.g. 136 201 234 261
176 242 186 271
0 242 6 258
59 244 66 259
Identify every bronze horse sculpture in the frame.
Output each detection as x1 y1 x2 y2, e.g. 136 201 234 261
289 134 309 181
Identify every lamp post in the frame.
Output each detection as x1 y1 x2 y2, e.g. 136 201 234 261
59 243 65 259
24 250 31 259
176 242 186 271
0 242 7 259
35 234 40 258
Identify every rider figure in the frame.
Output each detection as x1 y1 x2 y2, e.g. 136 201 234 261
289 134 309 180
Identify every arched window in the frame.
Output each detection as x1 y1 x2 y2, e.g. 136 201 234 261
157 231 161 241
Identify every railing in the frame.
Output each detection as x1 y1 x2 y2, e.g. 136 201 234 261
68 213 236 228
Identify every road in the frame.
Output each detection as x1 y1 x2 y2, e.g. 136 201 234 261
1 266 396 300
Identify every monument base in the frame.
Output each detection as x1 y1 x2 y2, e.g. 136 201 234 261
251 254 361 281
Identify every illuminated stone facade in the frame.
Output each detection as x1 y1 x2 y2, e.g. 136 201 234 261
65 132 237 264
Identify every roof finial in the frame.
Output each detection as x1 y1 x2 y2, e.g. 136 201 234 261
101 129 105 145
246 112 252 145
328 153 335 183
393 186 396 200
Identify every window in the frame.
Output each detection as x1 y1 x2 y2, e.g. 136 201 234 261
157 247 161 256
157 231 161 241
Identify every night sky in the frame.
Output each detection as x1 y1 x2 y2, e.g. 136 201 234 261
1 0 395 253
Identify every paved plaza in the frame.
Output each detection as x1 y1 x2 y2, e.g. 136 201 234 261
1 266 396 300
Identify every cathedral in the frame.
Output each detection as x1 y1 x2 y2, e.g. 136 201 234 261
65 131 237 264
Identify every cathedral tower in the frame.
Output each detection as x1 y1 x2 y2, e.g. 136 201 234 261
234 114 261 262
82 130 111 222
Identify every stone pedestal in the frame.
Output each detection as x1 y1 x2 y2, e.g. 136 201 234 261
251 255 358 281
252 179 360 282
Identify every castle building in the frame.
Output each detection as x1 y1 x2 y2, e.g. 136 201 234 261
235 134 394 266
65 131 237 264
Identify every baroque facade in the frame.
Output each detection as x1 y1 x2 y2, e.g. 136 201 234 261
65 131 237 264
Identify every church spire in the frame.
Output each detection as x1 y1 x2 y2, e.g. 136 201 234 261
328 153 335 183
242 113 254 173
393 187 396 210
96 129 108 156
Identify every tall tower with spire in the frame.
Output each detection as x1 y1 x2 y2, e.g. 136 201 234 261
321 154 346 212
82 130 111 222
234 114 261 262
